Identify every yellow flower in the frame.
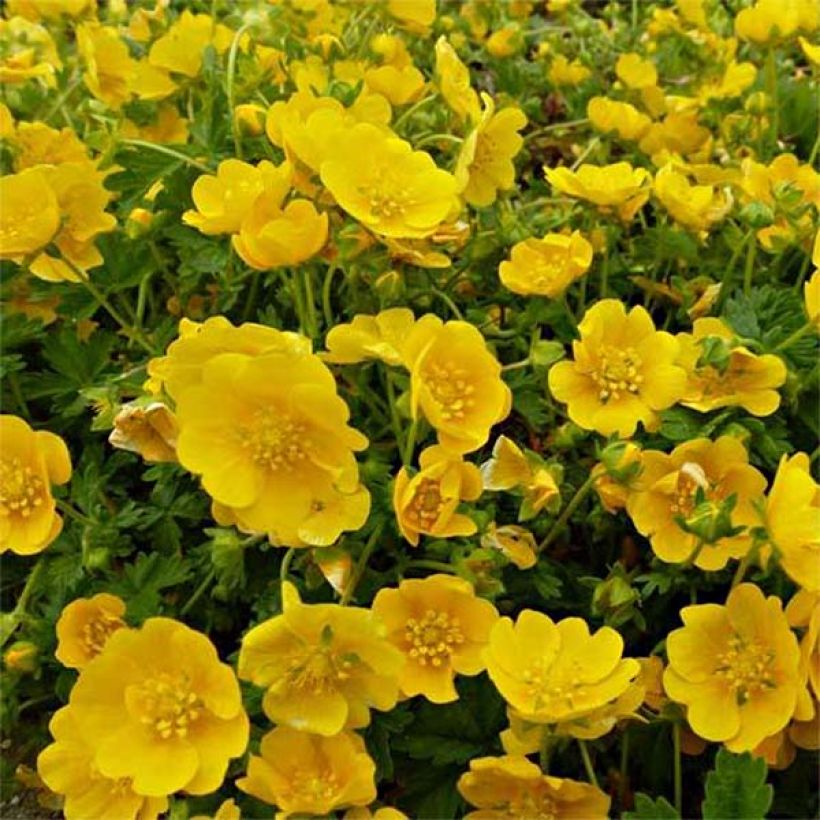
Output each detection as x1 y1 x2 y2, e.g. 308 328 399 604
592 441 642 513
344 808 407 820
0 168 60 260
484 609 640 724
457 755 611 819
234 103 266 136
764 453 820 592
372 574 499 703
800 35 820 64
548 300 687 437
320 123 459 239
639 113 713 165
238 581 403 735
548 55 591 86
805 269 820 327
664 583 806 752
364 64 426 106
12 121 88 170
109 402 179 463
676 318 787 416
481 435 561 517
455 93 527 207
323 308 416 366
192 799 241 820
402 316 511 453
434 36 481 125
616 53 658 88
387 0 436 31
626 437 767 570
0 17 62 87
148 11 239 78
587 97 651 142
174 340 369 548
393 445 482 546
55 593 127 670
481 523 538 570
499 230 592 298
1 415 71 556
37 707 169 820
486 24 524 58
66 617 249 796
237 726 376 816
121 104 187 143
545 162 651 221
653 165 731 232
735 0 817 43
76 23 135 109
7 0 94 20
698 61 757 102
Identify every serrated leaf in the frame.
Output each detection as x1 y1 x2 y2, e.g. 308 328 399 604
702 749 773 820
625 793 680 819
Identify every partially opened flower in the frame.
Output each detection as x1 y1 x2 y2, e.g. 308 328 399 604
148 10 239 78
55 593 127 670
653 165 731 232
481 523 537 570
323 308 417 366
457 755 610 819
615 52 657 88
587 97 651 142
372 574 499 703
66 617 249 796
664 583 808 752
76 23 134 109
237 726 376 816
434 36 480 125
237 582 403 735
548 300 687 437
109 401 178 463
548 55 591 86
393 445 482 546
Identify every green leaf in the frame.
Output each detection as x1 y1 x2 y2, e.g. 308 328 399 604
702 749 773 820
658 407 704 442
625 793 680 819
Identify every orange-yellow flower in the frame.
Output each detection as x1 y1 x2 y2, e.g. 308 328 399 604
11 120 88 170
238 582 404 735
653 164 731 232
148 11 239 78
0 17 61 87
1 414 71 556
587 97 651 142
735 0 817 43
455 94 527 207
320 123 459 239
403 316 511 453
548 55 591 86
638 112 713 163
616 53 658 88
434 36 481 125
499 231 592 298
323 308 416 366
0 168 60 260
37 707 169 820
626 437 767 570
548 300 687 437
76 23 135 109
237 726 376 816
457 755 610 819
55 593 127 670
372 574 499 703
109 402 178 464
393 445 482 546
764 453 820 592
484 609 640 724
66 617 249 796
676 318 787 416
664 583 807 752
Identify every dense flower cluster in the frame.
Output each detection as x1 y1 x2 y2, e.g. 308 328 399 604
0 0 818 818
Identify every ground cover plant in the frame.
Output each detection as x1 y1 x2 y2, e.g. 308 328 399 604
0 0 819 818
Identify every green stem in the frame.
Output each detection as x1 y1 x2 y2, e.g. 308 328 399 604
720 229 753 307
280 547 296 586
539 727 553 772
1 558 45 649
55 499 96 528
226 23 252 159
322 264 338 329
385 371 406 457
501 358 531 372
340 523 384 605
414 133 463 148
393 93 439 132
119 140 212 173
404 559 457 574
538 475 596 552
743 233 757 296
673 722 683 816
570 136 600 171
525 118 590 142
619 728 630 809
775 321 812 351
242 271 262 322
302 269 318 338
431 287 463 320
402 418 418 467
180 569 216 616
5 371 31 419
578 740 599 788
766 47 779 148
731 541 760 587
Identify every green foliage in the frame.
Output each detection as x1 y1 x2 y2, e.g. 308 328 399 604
625 794 681 819
702 749 774 820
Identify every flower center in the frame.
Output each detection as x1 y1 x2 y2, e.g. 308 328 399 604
0 458 46 518
522 661 586 714
668 461 717 516
715 634 776 705
405 609 464 667
533 256 564 288
133 672 203 740
280 642 357 695
422 362 475 421
514 790 558 820
590 346 644 402
82 612 125 657
288 770 340 804
241 408 306 471
405 478 445 529
362 179 414 220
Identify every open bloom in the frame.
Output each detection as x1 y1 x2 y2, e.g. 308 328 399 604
393 445 482 546
76 23 135 109
735 0 817 43
323 308 416 366
66 617 249 796
676 318 787 416
545 162 651 220
616 52 658 88
1 414 71 556
403 316 511 453
484 609 640 725
172 334 369 548
237 727 376 817
0 168 60 260
548 300 687 437
457 755 610 819
55 593 127 670
238 582 403 735
148 11 238 78
764 453 820 592
320 123 460 239
455 93 527 208
587 97 651 142
626 437 767 570
372 574 499 703
653 165 731 232
37 707 169 820
499 231 592 298
664 583 808 752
